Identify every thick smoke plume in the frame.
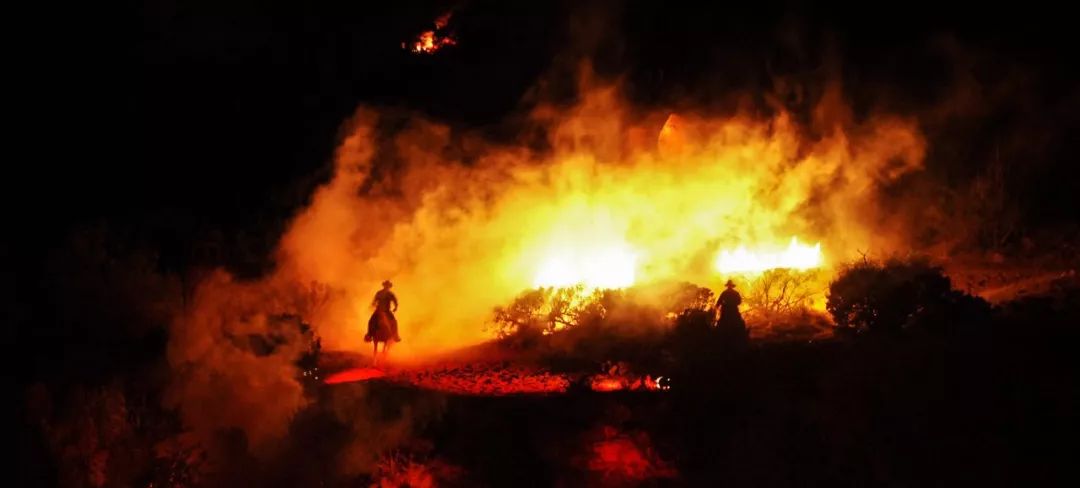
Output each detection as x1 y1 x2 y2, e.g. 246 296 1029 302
164 69 927 455
279 73 924 356
165 271 325 453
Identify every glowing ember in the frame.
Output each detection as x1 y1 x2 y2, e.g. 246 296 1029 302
587 362 669 392
714 237 823 274
590 377 626 392
403 366 570 396
404 12 457 54
533 246 637 289
324 362 571 395
589 374 669 392
324 367 386 385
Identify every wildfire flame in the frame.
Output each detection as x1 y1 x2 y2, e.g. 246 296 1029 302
714 237 823 274
533 245 637 289
588 362 669 392
405 12 457 54
274 75 926 358
533 237 822 290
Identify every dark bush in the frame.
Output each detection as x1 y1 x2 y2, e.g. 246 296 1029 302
827 257 987 334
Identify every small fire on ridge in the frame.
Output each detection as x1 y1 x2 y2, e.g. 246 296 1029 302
403 12 457 54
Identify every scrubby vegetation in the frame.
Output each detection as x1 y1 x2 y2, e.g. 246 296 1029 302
827 257 992 335
18 231 1079 487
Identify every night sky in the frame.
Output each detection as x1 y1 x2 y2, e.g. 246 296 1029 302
12 0 1080 267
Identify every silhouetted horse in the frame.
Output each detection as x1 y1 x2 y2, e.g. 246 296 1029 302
365 309 396 366
716 281 749 347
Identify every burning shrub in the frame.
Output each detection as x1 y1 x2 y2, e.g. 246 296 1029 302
588 361 669 392
730 268 832 341
489 286 611 341
744 268 826 316
490 282 717 342
827 257 987 334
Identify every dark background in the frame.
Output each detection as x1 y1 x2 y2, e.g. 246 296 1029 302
9 0 1080 374
19 0 1080 238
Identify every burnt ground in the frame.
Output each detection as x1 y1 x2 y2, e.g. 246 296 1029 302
305 278 1080 487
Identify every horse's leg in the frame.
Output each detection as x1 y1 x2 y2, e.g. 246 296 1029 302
372 340 379 366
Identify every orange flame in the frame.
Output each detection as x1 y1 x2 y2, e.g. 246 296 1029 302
405 12 457 54
273 74 926 359
715 236 823 274
533 244 637 289
589 362 669 392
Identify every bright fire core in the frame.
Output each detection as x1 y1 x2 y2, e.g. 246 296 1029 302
532 237 823 290
275 76 926 356
533 247 637 289
714 237 823 274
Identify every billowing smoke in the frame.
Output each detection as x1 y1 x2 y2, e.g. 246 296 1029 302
164 271 326 454
278 72 924 357
163 67 927 460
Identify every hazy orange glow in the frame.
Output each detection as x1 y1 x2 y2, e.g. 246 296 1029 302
533 244 637 289
264 72 926 359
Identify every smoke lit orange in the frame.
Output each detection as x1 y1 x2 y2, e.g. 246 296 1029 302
269 73 926 359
